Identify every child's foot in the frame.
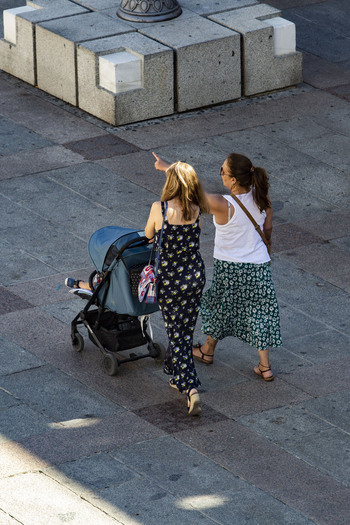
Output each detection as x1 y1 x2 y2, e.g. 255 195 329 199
65 278 81 289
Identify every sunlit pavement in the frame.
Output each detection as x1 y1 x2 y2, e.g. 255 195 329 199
0 1 350 523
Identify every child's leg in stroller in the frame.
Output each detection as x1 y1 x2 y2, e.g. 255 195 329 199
65 278 92 290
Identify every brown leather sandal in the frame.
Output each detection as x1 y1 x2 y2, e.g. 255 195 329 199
192 343 214 365
254 363 274 382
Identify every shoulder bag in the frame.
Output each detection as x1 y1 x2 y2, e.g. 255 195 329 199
138 201 168 303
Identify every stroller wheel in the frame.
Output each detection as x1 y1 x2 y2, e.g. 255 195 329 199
149 342 165 360
72 333 84 353
103 353 119 376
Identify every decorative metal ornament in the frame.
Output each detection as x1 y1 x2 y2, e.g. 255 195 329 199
117 0 182 23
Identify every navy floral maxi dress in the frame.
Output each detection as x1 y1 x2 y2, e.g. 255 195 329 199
155 202 205 393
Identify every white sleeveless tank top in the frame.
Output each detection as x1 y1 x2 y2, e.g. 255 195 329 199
213 191 270 264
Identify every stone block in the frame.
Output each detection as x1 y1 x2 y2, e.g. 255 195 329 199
209 3 303 96
262 16 296 56
99 51 142 94
77 32 174 125
137 10 241 112
36 12 134 105
0 1 88 86
3 6 36 44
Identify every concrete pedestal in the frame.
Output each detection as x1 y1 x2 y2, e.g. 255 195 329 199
0 0 303 125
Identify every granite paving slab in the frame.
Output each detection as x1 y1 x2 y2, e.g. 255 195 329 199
290 132 350 174
7 270 92 306
0 88 107 144
97 150 168 195
1 216 89 272
278 301 328 341
0 172 118 234
85 477 217 525
279 427 350 487
112 435 246 496
0 145 85 180
293 208 350 241
301 389 350 433
210 335 313 376
0 249 58 286
327 272 350 293
281 329 350 364
302 51 350 89
207 130 350 206
17 410 164 465
47 162 155 211
40 299 87 325
44 451 141 494
0 387 18 410
202 377 311 419
0 404 53 445
0 440 50 479
64 134 140 160
237 404 333 446
0 508 19 524
179 487 316 525
0 286 33 315
269 257 347 306
268 178 334 224
311 106 350 136
0 364 124 420
287 7 350 64
176 419 350 525
0 471 123 525
330 235 350 252
272 222 322 253
0 118 53 156
279 358 350 396
0 337 42 374
133 399 229 434
327 83 350 102
278 239 350 281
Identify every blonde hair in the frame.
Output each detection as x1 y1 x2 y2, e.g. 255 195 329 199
161 161 209 221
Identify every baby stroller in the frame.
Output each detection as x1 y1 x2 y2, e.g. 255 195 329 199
70 226 164 376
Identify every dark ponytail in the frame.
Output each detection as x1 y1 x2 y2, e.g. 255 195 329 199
226 153 271 212
251 168 270 212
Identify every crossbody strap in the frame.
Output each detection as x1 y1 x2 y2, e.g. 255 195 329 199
154 201 168 277
230 193 271 255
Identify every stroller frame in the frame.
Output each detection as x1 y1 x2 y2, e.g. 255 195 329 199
70 234 163 376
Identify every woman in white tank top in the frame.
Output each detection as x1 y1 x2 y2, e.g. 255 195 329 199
153 152 282 382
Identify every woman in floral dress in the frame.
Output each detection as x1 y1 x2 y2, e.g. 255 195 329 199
145 158 209 415
153 152 282 382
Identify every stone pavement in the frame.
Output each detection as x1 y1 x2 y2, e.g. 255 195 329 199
0 0 350 523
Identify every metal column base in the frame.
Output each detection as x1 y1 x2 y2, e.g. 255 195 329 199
117 0 182 23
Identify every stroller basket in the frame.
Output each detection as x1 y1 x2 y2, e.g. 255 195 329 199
85 309 147 353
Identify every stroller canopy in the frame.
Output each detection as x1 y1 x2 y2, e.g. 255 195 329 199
88 226 144 272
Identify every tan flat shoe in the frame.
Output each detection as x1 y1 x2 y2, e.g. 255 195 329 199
187 388 201 416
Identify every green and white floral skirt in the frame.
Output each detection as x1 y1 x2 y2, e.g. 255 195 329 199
200 259 282 351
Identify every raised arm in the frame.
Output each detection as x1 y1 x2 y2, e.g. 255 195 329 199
152 152 171 172
152 152 228 219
